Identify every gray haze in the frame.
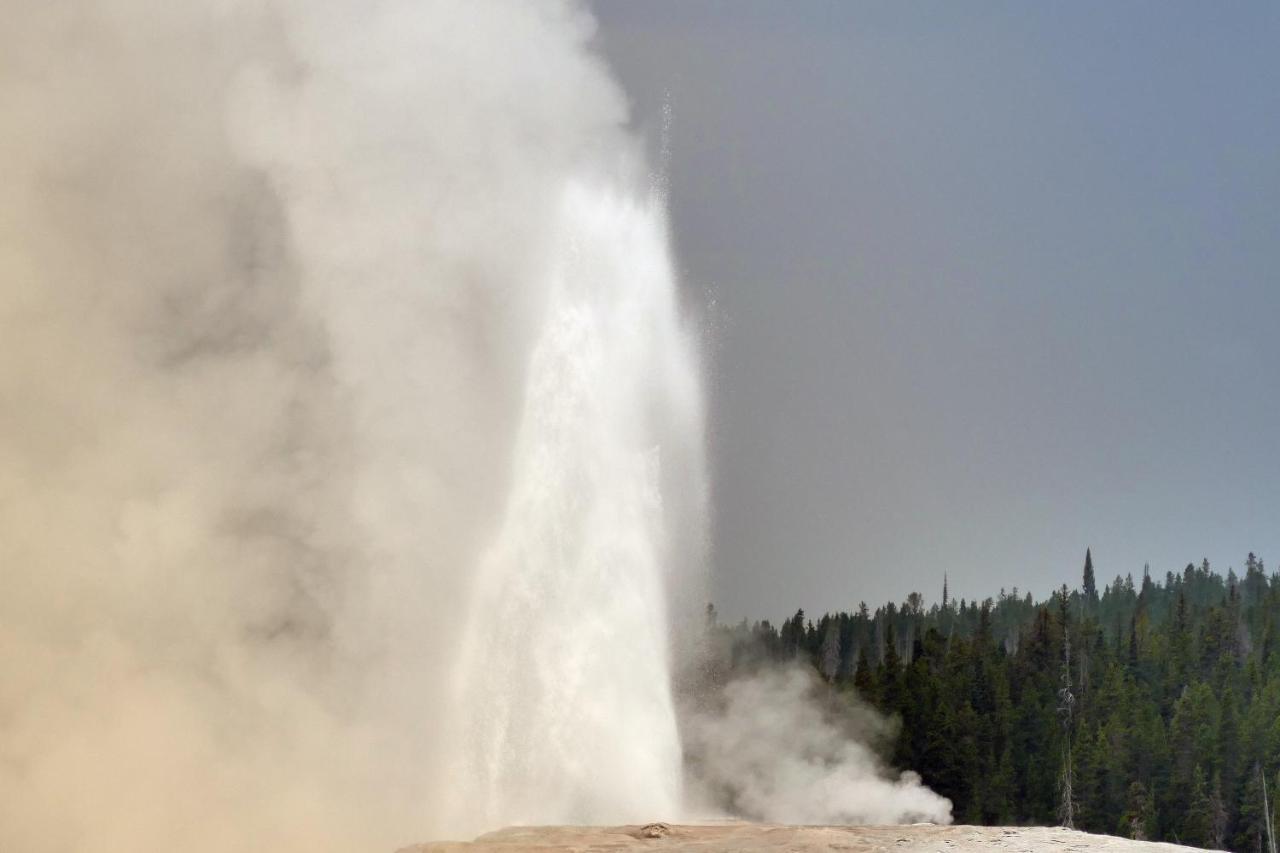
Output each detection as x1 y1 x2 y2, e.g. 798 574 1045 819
594 1 1280 622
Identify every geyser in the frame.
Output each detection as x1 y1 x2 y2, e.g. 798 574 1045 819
0 1 946 849
0 1 701 850
454 179 705 831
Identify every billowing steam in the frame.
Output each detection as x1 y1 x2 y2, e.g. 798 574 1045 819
0 1 943 850
685 667 953 826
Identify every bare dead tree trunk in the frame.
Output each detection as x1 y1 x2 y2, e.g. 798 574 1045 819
1263 769 1277 853
1058 623 1076 829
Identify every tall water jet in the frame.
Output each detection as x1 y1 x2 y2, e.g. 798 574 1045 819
453 178 705 832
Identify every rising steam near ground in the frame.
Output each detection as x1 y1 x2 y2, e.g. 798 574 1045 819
0 2 945 851
682 666 953 826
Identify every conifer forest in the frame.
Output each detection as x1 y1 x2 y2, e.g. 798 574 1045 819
702 551 1280 850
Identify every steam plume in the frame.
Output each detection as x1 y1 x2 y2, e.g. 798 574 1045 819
0 1 673 849
0 1 946 849
684 667 954 826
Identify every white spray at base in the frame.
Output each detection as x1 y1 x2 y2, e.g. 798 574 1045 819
0 0 946 848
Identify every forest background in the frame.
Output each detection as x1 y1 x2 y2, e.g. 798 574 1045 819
702 551 1280 850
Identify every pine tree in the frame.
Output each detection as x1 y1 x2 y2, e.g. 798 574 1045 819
1170 590 1192 694
1121 781 1155 841
853 646 876 700
1220 689 1243 830
1084 548 1098 605
1058 595 1077 829
780 608 805 658
879 622 904 715
820 617 842 681
1184 766 1213 848
1237 765 1268 853
1212 770 1230 850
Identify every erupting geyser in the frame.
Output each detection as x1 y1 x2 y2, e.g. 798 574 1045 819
0 2 947 850
454 179 704 831
0 1 705 850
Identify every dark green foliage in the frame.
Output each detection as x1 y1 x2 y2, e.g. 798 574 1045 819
704 552 1280 849
1184 766 1213 848
1084 548 1098 607
1120 780 1156 840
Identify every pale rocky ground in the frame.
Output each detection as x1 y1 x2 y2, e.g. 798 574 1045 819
398 823 1210 853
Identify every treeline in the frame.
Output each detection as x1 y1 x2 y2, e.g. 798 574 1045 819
704 551 1280 850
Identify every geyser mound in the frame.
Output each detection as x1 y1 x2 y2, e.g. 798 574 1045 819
398 823 1209 853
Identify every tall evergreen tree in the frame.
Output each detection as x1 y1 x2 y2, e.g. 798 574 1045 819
1184 766 1213 848
853 646 876 700
1083 548 1098 605
1122 781 1156 840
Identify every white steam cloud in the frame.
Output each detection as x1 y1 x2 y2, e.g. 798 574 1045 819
0 1 945 849
685 667 953 826
0 1 664 850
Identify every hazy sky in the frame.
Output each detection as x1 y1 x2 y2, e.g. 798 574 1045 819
593 1 1280 622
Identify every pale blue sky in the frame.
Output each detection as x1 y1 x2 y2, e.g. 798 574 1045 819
594 1 1280 621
